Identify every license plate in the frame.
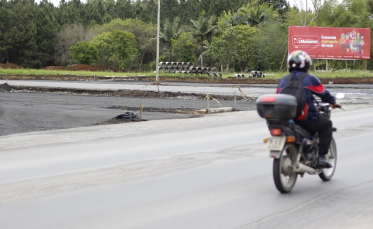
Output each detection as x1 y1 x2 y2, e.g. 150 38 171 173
268 136 286 151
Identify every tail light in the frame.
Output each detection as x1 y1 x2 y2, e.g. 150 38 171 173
270 128 282 136
261 95 276 102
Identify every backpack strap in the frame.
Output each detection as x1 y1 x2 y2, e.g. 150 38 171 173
287 72 308 82
297 72 308 83
283 72 307 89
282 73 293 88
285 73 293 82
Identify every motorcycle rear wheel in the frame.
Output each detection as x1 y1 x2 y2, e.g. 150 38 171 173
319 138 337 181
273 143 298 193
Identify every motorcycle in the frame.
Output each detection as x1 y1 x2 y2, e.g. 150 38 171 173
256 93 343 193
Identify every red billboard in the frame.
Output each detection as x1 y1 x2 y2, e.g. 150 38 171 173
289 26 370 60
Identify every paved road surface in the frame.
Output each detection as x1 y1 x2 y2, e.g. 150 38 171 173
1 105 373 228
2 79 373 97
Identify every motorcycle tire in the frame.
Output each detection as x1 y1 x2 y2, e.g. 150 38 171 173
319 138 337 181
273 143 298 193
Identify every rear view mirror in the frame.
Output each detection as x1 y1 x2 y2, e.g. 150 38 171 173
336 93 345 99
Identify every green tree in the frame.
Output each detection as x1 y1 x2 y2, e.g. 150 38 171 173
240 0 278 27
213 0 229 16
115 0 135 19
217 10 245 30
69 41 99 64
251 21 288 71
91 18 157 70
199 40 215 67
288 0 335 26
7 0 39 68
209 37 231 72
159 17 183 61
0 0 12 63
85 0 104 26
102 0 116 24
284 7 305 26
332 0 371 28
200 0 215 15
34 0 60 67
90 30 138 69
227 25 258 72
160 0 179 22
140 0 157 24
210 25 258 72
314 1 337 27
226 0 247 12
190 14 217 66
57 0 84 25
258 0 289 16
179 0 200 25
171 32 198 62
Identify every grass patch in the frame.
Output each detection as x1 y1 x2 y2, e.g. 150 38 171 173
0 68 148 77
1 68 372 79
312 70 373 78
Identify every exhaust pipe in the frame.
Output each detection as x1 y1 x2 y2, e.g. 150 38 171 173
293 162 317 174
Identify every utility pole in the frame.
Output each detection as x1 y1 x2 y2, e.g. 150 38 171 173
155 0 160 84
305 0 307 26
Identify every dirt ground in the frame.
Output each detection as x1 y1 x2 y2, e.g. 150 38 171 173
0 63 25 69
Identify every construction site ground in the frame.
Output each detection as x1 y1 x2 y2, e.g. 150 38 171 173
1 63 372 136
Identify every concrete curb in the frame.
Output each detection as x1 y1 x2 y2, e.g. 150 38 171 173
197 107 234 114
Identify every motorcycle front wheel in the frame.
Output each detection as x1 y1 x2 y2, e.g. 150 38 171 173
319 138 337 181
273 143 298 193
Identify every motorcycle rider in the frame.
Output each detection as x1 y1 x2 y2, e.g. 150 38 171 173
276 50 340 168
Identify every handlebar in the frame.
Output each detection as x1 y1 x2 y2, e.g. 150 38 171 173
313 96 343 110
332 104 344 110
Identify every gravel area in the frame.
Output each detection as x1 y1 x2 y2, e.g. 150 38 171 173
0 91 256 136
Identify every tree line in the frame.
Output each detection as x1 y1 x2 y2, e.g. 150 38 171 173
0 0 373 72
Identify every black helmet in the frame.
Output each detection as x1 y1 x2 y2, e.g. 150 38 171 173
287 50 312 72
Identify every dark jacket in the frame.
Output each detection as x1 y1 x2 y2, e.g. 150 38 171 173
276 70 336 123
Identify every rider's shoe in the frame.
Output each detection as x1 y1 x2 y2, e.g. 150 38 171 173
318 155 333 168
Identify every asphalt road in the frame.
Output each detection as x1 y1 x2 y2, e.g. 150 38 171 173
1 105 373 228
1 80 373 228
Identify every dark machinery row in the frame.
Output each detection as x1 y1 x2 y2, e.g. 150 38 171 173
158 62 222 78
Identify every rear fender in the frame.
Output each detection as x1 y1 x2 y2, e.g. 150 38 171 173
270 150 282 159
